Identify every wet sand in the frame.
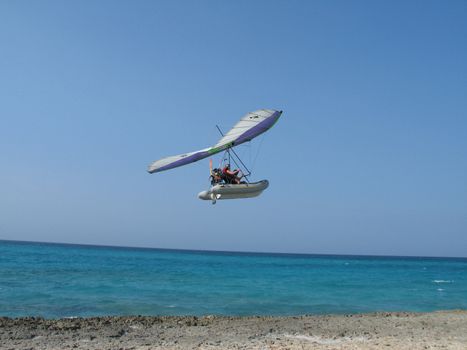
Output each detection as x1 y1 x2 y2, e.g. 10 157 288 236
1 310 466 349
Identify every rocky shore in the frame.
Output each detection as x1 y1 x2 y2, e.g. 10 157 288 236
1 310 466 349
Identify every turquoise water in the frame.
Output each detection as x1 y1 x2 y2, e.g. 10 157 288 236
0 240 466 318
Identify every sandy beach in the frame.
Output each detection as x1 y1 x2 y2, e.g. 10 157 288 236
1 310 466 349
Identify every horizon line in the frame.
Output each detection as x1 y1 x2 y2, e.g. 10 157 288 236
1 238 466 260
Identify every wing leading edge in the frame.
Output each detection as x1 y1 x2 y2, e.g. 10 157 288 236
147 109 282 174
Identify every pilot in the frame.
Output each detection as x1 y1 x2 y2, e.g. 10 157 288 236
210 168 223 185
222 164 241 184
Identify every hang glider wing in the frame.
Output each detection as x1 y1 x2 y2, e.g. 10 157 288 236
147 109 282 174
212 109 281 149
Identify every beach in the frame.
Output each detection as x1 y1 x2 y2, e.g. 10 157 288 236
1 310 466 349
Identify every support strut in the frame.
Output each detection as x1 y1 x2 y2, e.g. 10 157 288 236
216 125 251 182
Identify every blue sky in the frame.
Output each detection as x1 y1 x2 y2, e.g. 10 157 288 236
1 1 466 257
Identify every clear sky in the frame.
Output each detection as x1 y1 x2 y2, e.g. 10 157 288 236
1 1 466 257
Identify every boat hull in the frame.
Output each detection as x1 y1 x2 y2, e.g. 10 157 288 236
198 180 269 201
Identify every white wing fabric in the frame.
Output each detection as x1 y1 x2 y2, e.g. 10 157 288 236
213 109 279 148
148 109 282 174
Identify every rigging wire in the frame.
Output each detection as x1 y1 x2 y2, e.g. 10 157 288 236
215 125 251 183
250 134 265 174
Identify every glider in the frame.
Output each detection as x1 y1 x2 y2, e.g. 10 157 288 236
148 109 282 203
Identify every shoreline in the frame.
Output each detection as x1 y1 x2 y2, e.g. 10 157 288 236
1 310 466 349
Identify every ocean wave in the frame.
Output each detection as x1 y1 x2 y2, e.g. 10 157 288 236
432 280 453 284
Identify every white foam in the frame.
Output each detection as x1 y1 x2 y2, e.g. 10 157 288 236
437 288 445 291
432 280 453 284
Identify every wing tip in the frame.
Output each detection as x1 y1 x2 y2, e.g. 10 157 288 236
147 164 158 174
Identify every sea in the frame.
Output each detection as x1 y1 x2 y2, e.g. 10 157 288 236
0 240 466 319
